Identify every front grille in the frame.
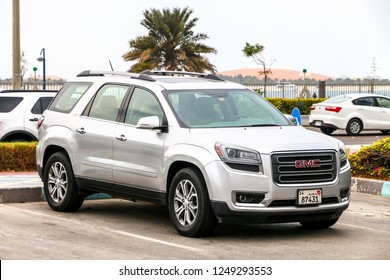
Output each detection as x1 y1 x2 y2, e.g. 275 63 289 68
271 151 337 185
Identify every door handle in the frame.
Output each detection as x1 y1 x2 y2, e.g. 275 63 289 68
115 134 127 141
76 128 86 134
29 117 39 121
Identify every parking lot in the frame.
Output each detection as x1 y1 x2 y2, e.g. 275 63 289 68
1 191 389 260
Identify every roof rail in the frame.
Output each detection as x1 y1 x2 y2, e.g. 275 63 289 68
76 70 155 82
141 70 224 81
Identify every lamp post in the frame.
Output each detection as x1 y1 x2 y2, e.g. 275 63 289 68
37 48 46 90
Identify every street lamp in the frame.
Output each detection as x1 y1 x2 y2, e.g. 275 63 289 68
37 48 46 90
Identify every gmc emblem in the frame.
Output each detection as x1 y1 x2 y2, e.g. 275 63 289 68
295 159 321 168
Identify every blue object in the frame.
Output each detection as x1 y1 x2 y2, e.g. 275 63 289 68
291 107 302 126
381 182 390 197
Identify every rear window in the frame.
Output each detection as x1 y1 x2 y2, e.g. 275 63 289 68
324 95 352 103
0 97 23 112
31 97 54 114
49 83 91 113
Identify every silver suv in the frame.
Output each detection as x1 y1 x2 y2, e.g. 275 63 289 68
36 70 351 237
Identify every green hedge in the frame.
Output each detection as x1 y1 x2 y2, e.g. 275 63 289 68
266 98 327 115
0 142 37 172
348 138 390 181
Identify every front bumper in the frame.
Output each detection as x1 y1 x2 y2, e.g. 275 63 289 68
211 199 349 224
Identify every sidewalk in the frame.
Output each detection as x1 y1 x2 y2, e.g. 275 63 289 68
0 171 388 203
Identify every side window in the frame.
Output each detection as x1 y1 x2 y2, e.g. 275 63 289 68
88 84 129 122
353 97 375 106
125 88 164 126
376 97 390 108
0 97 23 112
31 97 54 114
49 83 92 113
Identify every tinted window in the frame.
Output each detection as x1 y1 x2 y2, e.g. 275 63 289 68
31 97 54 114
376 97 390 108
0 97 23 113
49 83 91 113
125 88 164 126
352 97 375 106
88 84 128 122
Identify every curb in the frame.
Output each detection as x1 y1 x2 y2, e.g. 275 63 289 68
0 176 388 204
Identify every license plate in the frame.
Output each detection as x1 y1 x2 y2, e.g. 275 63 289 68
314 121 322 126
297 189 322 205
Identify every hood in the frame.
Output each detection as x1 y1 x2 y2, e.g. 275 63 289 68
189 126 343 154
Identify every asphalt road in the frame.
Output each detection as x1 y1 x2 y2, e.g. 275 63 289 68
1 191 389 260
306 127 389 145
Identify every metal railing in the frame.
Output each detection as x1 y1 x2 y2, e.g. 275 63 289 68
244 81 390 98
0 81 64 91
1 80 390 98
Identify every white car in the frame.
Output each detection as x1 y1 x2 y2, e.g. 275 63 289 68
309 93 390 135
0 90 56 141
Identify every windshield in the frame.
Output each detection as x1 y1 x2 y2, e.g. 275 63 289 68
164 89 290 128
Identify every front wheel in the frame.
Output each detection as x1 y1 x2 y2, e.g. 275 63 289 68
43 152 84 212
168 167 217 237
300 218 339 229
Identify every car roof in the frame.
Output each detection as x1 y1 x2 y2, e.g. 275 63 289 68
337 93 388 99
0 90 57 96
71 70 247 91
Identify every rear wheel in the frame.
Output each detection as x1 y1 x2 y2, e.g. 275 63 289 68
43 152 84 212
320 127 335 135
300 218 339 229
346 119 362 135
168 167 217 237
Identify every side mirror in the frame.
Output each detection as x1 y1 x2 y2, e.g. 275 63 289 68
136 116 167 131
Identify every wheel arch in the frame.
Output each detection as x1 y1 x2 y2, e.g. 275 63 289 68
42 145 71 175
1 130 37 142
166 161 205 203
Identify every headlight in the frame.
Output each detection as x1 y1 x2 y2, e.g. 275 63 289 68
339 148 348 168
215 142 262 173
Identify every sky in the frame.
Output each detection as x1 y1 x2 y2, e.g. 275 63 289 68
1 0 389 80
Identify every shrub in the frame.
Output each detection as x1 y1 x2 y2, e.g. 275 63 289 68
0 142 37 172
348 138 390 180
266 98 326 115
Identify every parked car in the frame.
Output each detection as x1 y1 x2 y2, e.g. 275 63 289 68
0 90 57 142
309 93 390 135
36 70 351 237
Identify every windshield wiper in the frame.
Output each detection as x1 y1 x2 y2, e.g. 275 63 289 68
249 124 280 127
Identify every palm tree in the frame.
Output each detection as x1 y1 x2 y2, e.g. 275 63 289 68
123 7 217 73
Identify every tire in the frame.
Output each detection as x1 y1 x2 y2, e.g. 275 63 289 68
380 130 389 135
346 119 362 136
168 167 217 237
320 127 335 135
300 218 339 229
43 152 84 212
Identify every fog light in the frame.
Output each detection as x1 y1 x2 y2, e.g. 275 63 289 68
235 192 265 204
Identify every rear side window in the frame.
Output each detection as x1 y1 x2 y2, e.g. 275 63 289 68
49 83 91 113
31 97 54 114
0 97 23 112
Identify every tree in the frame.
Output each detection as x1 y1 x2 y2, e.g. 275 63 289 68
242 42 274 96
123 7 217 73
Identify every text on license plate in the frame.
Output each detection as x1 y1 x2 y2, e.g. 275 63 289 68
298 189 322 205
